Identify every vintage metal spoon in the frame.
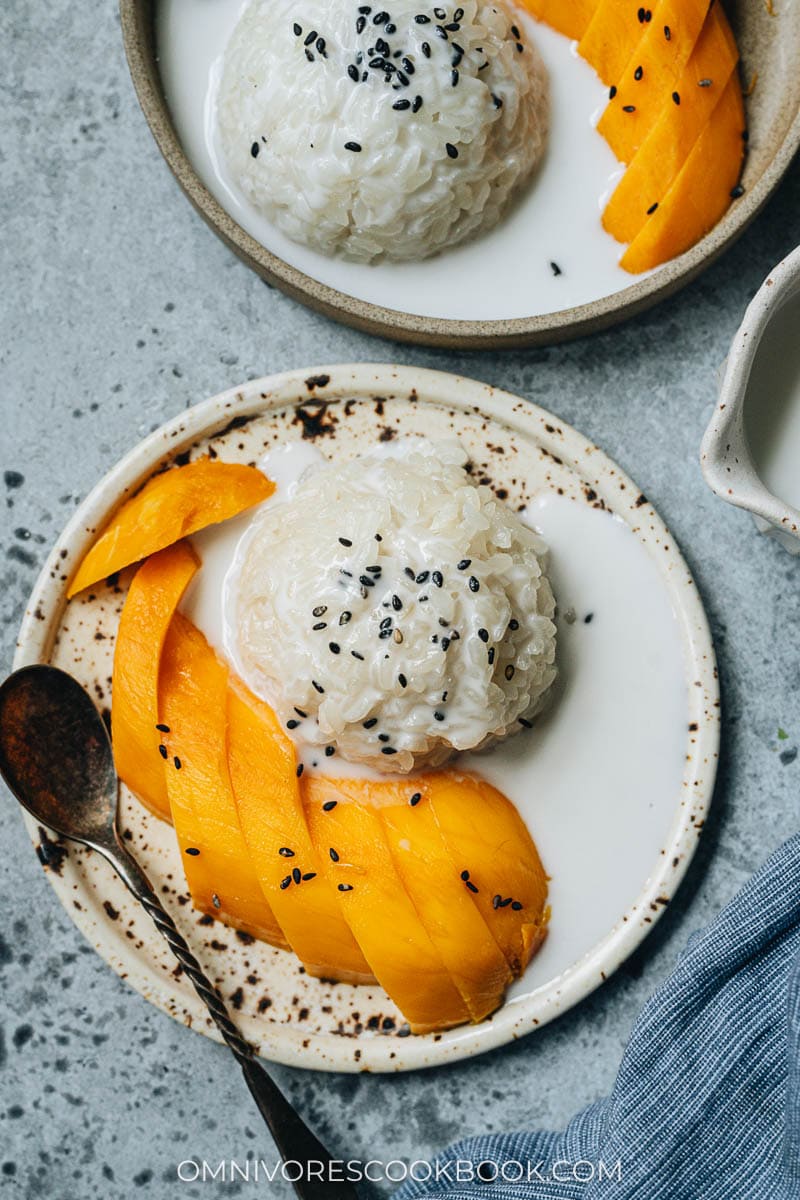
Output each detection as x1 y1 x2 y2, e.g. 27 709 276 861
0 665 357 1200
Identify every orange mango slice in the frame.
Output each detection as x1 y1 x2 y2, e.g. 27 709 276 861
68 459 273 598
111 540 199 821
226 683 374 984
518 0 599 40
160 613 286 946
620 71 745 272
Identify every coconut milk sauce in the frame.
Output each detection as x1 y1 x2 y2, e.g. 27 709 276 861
183 443 688 952
743 293 800 513
156 0 646 322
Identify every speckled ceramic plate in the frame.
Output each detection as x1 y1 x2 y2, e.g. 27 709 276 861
13 365 719 1072
120 0 800 347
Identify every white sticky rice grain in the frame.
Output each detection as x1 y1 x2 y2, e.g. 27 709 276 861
236 439 557 773
217 0 549 262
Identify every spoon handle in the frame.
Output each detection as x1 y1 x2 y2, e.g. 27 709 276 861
106 839 359 1200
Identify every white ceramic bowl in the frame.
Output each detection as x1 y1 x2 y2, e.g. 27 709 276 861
701 244 800 553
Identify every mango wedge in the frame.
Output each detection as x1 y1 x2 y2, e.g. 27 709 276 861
68 459 273 598
598 0 714 162
226 683 374 984
112 541 199 822
620 72 744 273
160 614 287 946
303 777 470 1032
518 0 599 40
579 0 658 86
603 4 738 244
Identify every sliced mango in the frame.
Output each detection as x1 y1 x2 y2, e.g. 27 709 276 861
579 0 660 86
375 785 513 1023
68 458 273 598
226 682 373 984
603 5 738 243
303 776 470 1033
620 72 745 273
599 0 714 162
427 772 550 975
518 0 599 40
160 613 286 946
111 541 199 821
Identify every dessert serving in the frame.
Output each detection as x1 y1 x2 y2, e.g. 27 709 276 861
17 368 718 1070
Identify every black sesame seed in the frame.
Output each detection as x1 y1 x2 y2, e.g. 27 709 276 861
356 15 367 32
672 91 680 105
185 847 200 856
412 94 423 112
348 64 360 81
415 13 430 22
280 876 291 889
509 618 519 630
329 642 341 654
445 142 458 158
339 611 352 626
302 872 317 882
441 637 450 651
351 650 365 661
492 894 502 909
637 6 645 19
292 867 302 884
516 41 523 52
519 717 533 729
279 847 295 857
432 570 443 587
345 141 363 152
316 37 326 54
338 883 354 892
312 621 327 631
304 30 317 45
454 6 464 17
698 78 712 87
511 23 520 37
419 595 429 603
375 37 389 54
312 604 327 617
330 847 340 862
415 570 430 584
664 24 671 39
341 568 353 577
373 10 389 23
645 9 652 20
378 628 393 640
395 70 410 85
305 50 315 62
478 628 489 642
156 723 170 733
492 93 503 109
511 901 523 911
433 5 445 16
358 5 371 11
609 85 617 99
393 98 411 110
730 184 745 198
466 880 479 893
460 869 470 881
381 746 398 755
498 896 512 908
634 65 643 81
391 595 403 611
296 763 305 777
409 792 422 807
402 57 415 74
488 647 495 665
457 558 471 570
469 576 479 592
434 711 445 722
287 719 300 729
385 22 396 32
359 575 375 588
325 745 335 757
293 22 302 35
366 564 382 574
421 42 431 57
158 744 168 759
363 717 379 729
251 142 260 158
322 800 338 812
312 680 325 694
174 757 182 770
623 105 636 113
451 68 459 86
647 202 659 215
380 615 393 630
505 664 515 680
550 261 562 276
378 732 390 743
445 22 460 32
398 673 407 688
404 567 416 579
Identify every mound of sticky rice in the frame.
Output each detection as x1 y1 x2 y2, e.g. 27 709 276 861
217 0 548 262
236 439 557 773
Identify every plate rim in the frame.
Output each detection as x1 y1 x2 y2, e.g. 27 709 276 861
120 0 800 349
13 362 720 1072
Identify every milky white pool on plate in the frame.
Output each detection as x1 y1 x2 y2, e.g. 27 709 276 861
14 366 718 1071
155 1 655 321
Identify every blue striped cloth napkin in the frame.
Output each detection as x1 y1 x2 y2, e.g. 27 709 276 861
397 834 800 1199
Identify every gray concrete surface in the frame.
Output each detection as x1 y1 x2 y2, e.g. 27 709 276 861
2 2 800 1196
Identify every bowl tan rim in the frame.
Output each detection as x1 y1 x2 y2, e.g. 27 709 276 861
12 363 720 1071
119 1 800 349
